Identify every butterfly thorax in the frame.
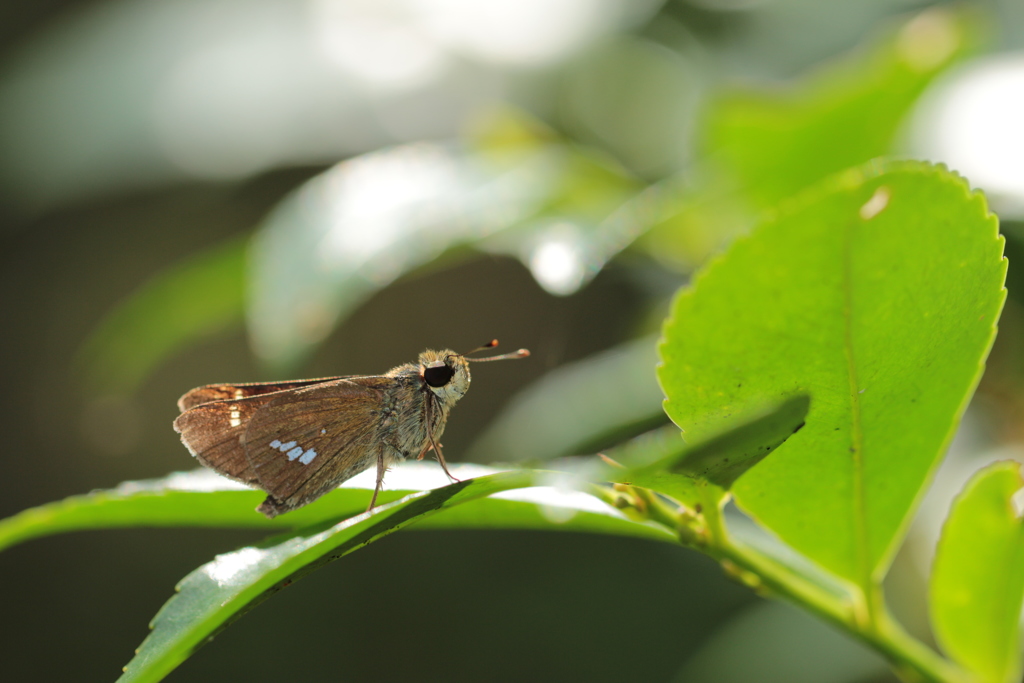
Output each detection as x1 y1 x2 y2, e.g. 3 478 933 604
379 349 470 459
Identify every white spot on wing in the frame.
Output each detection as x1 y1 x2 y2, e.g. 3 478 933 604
270 439 282 449
287 446 303 460
299 449 317 465
229 408 241 428
279 440 297 452
321 428 326 435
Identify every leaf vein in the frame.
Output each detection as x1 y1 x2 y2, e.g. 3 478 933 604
842 217 871 603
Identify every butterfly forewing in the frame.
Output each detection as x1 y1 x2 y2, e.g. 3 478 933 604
177 376 351 412
242 378 389 515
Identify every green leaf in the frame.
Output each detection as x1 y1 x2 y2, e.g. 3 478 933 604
0 464 666 553
411 497 673 544
658 160 1006 586
6 470 672 680
117 470 542 682
0 470 383 552
77 237 246 395
930 461 1024 683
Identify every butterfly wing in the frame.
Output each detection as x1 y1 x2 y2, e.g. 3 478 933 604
177 376 352 412
242 377 393 517
174 392 287 486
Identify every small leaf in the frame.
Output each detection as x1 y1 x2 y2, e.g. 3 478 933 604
658 161 1006 585
671 394 810 490
930 461 1024 683
601 395 809 506
600 426 700 506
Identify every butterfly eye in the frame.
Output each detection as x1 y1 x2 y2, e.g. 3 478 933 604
423 363 455 388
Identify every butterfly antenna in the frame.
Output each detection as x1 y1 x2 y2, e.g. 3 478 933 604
464 339 530 362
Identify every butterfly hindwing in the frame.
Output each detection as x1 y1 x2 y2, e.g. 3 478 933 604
242 377 391 516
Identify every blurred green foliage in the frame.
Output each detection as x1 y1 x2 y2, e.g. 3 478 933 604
705 8 980 209
76 8 985 390
78 236 247 395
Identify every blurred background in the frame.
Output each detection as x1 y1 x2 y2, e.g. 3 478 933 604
2 0 1024 681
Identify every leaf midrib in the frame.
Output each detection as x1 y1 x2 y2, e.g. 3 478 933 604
842 214 871 595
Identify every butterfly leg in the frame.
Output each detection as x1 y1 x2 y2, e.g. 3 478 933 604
423 392 459 483
426 424 459 483
367 451 386 511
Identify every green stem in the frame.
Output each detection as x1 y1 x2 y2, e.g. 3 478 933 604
658 487 972 683
714 536 968 683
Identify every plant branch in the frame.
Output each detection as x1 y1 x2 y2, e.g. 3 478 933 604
628 487 972 683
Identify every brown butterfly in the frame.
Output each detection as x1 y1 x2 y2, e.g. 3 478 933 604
174 341 529 517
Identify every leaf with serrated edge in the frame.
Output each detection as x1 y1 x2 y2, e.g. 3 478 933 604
659 160 1006 585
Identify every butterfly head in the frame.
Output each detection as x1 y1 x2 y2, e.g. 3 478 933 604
419 349 471 406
